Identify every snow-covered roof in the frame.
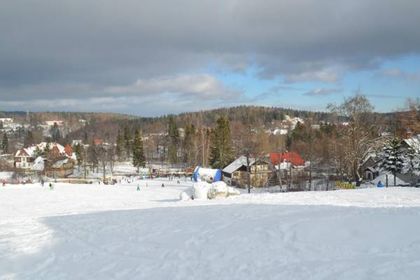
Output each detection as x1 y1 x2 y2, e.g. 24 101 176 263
51 158 71 168
32 156 45 171
403 137 420 153
223 156 257 174
15 142 67 158
360 153 378 167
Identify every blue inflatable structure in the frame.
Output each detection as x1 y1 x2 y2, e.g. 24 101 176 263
193 166 222 182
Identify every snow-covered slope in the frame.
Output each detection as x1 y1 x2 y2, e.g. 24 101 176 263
1 180 420 279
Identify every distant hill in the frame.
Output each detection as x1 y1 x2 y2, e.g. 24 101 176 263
0 106 402 143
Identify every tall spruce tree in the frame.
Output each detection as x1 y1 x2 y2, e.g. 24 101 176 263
132 129 146 172
209 116 234 169
50 122 61 142
380 138 404 186
24 131 35 146
1 133 8 153
74 144 83 166
182 124 196 165
167 116 179 164
402 147 420 186
123 126 131 159
87 140 98 172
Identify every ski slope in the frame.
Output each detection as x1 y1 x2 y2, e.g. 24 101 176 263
1 180 420 279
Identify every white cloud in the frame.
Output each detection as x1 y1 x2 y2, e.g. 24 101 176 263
105 74 238 100
304 88 342 96
284 68 341 83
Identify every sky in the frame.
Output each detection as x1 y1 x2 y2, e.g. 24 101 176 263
1 0 420 116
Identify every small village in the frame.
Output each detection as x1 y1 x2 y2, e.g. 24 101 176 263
2 1 420 278
1 99 419 194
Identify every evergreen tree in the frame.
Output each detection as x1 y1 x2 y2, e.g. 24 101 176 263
402 147 420 186
34 146 43 158
132 129 146 172
44 142 51 158
24 130 35 146
209 116 234 169
182 124 196 165
380 138 404 186
74 144 84 166
167 116 179 164
50 122 61 142
1 133 8 153
123 126 131 158
87 140 98 172
116 130 124 160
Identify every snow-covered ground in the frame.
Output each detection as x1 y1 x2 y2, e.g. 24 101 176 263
1 180 420 279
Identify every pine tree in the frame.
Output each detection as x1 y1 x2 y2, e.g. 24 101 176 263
34 146 43 158
87 140 98 172
132 129 146 172
380 138 404 186
50 122 61 142
167 116 179 164
123 126 131 159
209 116 234 169
402 147 420 186
24 131 35 146
182 124 196 165
74 144 84 166
1 133 8 153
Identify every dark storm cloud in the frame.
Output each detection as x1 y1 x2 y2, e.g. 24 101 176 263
1 0 420 114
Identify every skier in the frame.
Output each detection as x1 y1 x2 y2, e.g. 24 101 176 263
377 180 384 188
161 183 165 188
137 184 140 191
40 179 44 187
49 182 54 190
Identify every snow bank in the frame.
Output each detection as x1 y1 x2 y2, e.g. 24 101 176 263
192 181 240 200
179 191 192 201
192 182 212 200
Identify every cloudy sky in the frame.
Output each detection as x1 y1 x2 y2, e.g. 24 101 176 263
1 0 420 116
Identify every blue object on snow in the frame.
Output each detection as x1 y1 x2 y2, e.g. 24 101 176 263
377 181 384 188
193 166 222 182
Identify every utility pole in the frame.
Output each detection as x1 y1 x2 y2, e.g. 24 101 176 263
83 146 87 180
288 161 292 191
246 151 251 194
201 128 205 166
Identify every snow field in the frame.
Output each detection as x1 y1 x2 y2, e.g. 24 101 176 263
1 180 420 279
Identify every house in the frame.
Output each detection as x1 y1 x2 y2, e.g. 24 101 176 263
45 120 64 127
222 156 272 188
14 142 75 177
270 152 305 168
14 148 35 170
360 153 380 180
45 158 74 178
401 135 420 153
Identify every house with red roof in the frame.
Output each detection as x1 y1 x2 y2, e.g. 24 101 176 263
14 142 76 177
270 152 305 168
